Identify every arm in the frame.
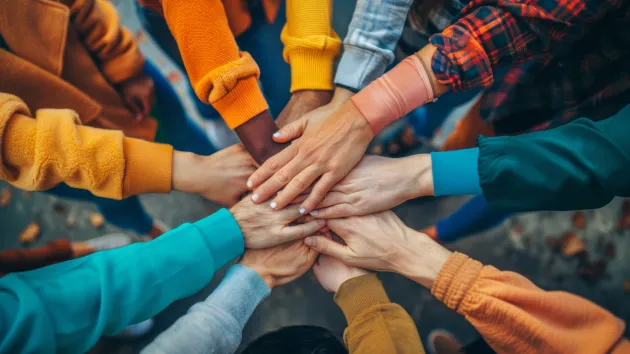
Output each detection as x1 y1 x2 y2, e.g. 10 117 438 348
141 264 270 354
335 274 425 354
62 0 144 84
0 209 244 354
432 252 630 354
431 104 630 211
335 0 414 91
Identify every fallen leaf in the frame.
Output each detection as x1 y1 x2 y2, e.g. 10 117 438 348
89 213 105 228
19 222 41 245
560 232 586 257
572 211 586 229
0 187 11 207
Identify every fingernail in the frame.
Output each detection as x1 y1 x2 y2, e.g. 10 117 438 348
318 219 326 226
310 210 319 216
304 238 313 246
247 180 253 188
273 132 281 138
270 201 277 209
299 207 306 214
251 194 259 202
276 189 283 195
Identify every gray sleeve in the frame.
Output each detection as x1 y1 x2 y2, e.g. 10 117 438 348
141 264 270 354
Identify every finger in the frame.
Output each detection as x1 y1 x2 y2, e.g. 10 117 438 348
272 117 307 143
282 219 327 242
299 173 339 215
311 203 356 219
140 95 152 117
270 166 320 212
304 235 352 261
248 144 297 191
251 158 304 205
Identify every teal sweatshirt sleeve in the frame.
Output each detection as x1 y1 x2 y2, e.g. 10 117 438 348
0 208 243 354
478 106 630 211
431 148 482 196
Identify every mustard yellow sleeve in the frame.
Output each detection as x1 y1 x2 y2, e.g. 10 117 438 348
334 274 425 354
432 252 627 354
63 0 145 83
282 0 342 92
0 94 172 200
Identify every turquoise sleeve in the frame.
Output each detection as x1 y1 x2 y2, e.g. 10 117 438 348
431 148 482 196
0 208 243 354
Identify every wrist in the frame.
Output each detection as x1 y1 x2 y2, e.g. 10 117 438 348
239 261 276 289
403 154 434 199
331 86 355 105
171 150 203 193
393 228 451 289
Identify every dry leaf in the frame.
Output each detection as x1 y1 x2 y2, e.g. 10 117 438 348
0 187 11 207
89 213 105 228
560 232 586 257
572 211 586 229
19 222 41 245
624 279 630 293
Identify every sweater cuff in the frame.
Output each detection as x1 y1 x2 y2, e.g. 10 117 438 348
431 148 482 196
193 209 244 271
212 77 269 129
334 274 390 324
334 45 390 91
204 264 271 328
288 48 337 92
122 138 173 198
431 252 483 312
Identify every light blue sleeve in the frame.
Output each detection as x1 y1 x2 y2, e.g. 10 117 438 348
431 148 482 196
0 208 243 354
141 264 270 354
334 0 414 90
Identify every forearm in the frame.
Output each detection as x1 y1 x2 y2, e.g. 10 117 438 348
234 112 286 165
142 264 270 354
0 209 244 353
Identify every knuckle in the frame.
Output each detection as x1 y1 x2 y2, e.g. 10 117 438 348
291 177 307 190
275 169 290 184
267 156 280 171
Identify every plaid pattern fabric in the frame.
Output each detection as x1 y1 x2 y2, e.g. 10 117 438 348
415 0 630 133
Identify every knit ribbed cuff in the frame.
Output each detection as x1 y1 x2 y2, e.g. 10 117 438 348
334 274 390 324
212 77 269 129
122 138 173 198
289 48 337 92
431 252 483 313
194 209 244 271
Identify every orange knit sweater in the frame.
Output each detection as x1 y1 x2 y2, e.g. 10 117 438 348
433 252 630 354
138 0 340 129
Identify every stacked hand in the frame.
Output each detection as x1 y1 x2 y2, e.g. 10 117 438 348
119 73 155 121
276 90 333 128
313 234 369 293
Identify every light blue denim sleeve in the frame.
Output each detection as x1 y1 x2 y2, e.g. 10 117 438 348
141 264 270 354
334 0 414 90
0 209 243 354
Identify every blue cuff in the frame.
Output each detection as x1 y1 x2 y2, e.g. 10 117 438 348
431 148 482 196
334 45 390 91
193 209 244 271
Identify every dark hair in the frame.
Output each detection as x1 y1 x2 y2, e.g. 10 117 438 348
411 0 452 23
241 326 348 354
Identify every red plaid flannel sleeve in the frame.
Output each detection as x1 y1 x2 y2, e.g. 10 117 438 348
429 0 623 91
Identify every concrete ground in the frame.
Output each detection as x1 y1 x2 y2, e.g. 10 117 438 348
1 1 629 352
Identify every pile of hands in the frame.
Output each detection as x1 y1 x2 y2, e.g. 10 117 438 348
171 87 453 293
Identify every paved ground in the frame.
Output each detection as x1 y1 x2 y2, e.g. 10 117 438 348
2 1 629 352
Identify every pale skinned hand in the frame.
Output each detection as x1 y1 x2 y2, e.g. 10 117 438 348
304 211 452 289
172 145 256 207
311 154 434 219
119 73 155 121
248 97 374 215
230 196 327 249
239 239 319 289
312 234 369 293
275 90 333 128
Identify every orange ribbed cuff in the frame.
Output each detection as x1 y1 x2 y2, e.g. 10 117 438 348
334 274 390 324
212 77 269 129
431 252 483 312
122 138 173 198
289 48 337 92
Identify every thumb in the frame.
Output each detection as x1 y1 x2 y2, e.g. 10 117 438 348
304 236 351 261
273 117 307 143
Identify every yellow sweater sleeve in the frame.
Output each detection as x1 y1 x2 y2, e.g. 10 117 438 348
282 0 342 92
432 252 628 354
0 94 172 200
334 274 425 354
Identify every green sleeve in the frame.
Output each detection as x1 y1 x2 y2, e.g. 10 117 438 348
479 105 630 212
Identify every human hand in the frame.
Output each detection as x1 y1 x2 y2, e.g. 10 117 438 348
230 196 327 249
172 145 256 206
311 154 434 218
276 90 333 128
239 239 319 288
248 100 374 215
312 235 369 292
119 73 155 121
304 211 452 289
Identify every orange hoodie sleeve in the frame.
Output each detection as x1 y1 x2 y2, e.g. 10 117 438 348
335 274 425 354
0 93 172 200
432 252 630 354
62 0 145 84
